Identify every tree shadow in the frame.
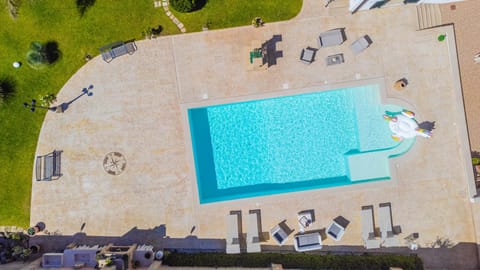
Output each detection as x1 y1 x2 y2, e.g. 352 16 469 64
76 0 96 17
429 236 455 248
193 0 207 11
0 76 16 103
45 41 61 64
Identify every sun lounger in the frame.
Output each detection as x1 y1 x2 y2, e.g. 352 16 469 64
294 232 322 252
361 206 382 249
36 150 63 181
318 29 346 47
300 47 316 64
226 213 241 254
246 212 261 253
270 223 290 245
378 203 400 247
350 35 372 54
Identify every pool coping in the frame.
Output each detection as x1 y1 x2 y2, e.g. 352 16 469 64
180 77 417 206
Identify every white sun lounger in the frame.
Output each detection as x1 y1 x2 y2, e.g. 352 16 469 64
226 213 241 254
378 203 400 247
246 212 261 253
361 206 382 249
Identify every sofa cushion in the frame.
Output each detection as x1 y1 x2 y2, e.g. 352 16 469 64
294 232 322 251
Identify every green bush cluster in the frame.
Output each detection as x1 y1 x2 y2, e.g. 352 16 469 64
26 41 61 69
163 252 424 270
170 0 196 13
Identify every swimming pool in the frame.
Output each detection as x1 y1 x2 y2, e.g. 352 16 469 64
188 85 412 203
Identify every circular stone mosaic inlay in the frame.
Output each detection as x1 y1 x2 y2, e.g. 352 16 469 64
103 152 127 175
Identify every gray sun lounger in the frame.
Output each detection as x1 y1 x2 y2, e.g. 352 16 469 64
361 206 382 249
378 203 400 247
36 150 63 181
246 212 261 253
226 213 241 254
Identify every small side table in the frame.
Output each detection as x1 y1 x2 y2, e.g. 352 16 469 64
394 78 408 90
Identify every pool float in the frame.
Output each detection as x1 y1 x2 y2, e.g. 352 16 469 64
383 110 432 141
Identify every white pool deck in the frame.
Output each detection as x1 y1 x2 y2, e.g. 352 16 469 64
30 1 480 267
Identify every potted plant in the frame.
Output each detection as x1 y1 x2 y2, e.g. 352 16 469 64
29 244 40 254
472 157 480 166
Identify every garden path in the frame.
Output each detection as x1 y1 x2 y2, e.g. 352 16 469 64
154 0 187 33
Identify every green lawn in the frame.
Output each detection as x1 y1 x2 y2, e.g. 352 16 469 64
172 1 303 32
0 0 302 227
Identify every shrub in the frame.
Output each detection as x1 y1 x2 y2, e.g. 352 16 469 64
38 93 57 107
26 41 61 69
170 0 196 13
163 252 424 270
26 42 48 68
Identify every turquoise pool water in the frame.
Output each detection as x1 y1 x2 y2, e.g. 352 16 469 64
188 85 404 204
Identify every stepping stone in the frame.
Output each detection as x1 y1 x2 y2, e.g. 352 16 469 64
163 5 169 11
166 11 171 16
172 18 180 24
181 28 186 33
169 14 175 19
154 0 161 7
162 1 168 6
178 23 184 28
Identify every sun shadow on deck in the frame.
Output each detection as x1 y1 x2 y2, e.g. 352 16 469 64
262 34 283 67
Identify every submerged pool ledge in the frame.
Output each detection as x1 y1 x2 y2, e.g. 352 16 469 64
346 137 415 182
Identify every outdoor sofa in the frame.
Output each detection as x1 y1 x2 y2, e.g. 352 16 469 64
294 232 322 252
318 29 346 47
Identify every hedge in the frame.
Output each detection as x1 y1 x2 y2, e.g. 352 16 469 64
163 252 424 270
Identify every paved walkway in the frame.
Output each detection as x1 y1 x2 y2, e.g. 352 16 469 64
440 1 480 151
29 1 480 269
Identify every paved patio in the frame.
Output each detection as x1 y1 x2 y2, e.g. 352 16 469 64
31 1 479 269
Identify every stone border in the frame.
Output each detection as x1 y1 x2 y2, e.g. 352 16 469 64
154 0 186 33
